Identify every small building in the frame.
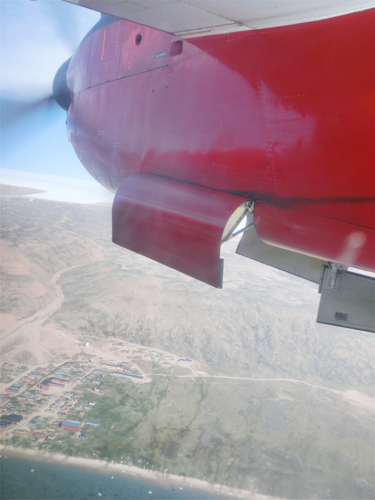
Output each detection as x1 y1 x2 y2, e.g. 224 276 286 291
60 419 83 431
111 372 144 381
7 385 22 393
33 432 44 438
85 421 99 428
29 416 42 426
38 384 50 391
38 377 69 390
0 414 23 428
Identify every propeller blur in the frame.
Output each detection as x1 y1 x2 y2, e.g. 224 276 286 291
0 0 98 179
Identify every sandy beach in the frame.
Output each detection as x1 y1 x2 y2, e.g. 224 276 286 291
0 445 283 500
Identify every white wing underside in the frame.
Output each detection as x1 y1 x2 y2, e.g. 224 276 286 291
63 0 374 37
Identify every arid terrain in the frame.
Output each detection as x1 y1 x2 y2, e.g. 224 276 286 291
1 184 374 499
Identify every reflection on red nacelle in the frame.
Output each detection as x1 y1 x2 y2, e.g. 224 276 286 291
55 7 374 329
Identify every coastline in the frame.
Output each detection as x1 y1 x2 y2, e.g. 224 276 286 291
0 445 279 500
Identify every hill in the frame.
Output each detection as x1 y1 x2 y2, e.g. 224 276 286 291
1 187 373 499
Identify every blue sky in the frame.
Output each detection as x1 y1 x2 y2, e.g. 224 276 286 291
1 0 99 181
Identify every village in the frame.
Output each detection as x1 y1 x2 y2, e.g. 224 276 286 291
0 336 195 452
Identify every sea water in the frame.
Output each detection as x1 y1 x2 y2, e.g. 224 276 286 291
0 455 228 500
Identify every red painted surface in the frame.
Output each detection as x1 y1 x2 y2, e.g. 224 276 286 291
254 202 375 272
60 421 83 431
66 9 375 273
113 173 245 287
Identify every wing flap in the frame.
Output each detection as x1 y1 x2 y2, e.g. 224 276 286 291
317 267 375 332
236 223 327 283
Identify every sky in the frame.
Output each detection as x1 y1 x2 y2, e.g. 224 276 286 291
1 1 100 186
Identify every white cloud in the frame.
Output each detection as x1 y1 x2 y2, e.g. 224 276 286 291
1 168 114 204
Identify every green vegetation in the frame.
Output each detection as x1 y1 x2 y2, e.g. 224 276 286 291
2 193 374 499
7 372 372 499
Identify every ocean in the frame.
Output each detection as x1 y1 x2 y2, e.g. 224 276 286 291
0 455 229 500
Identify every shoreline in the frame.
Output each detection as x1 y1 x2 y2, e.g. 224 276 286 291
0 445 275 500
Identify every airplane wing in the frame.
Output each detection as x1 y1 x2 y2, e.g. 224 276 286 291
63 0 374 36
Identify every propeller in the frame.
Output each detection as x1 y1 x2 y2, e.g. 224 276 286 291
0 2 99 179
41 1 85 55
1 2 99 132
1 96 57 130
